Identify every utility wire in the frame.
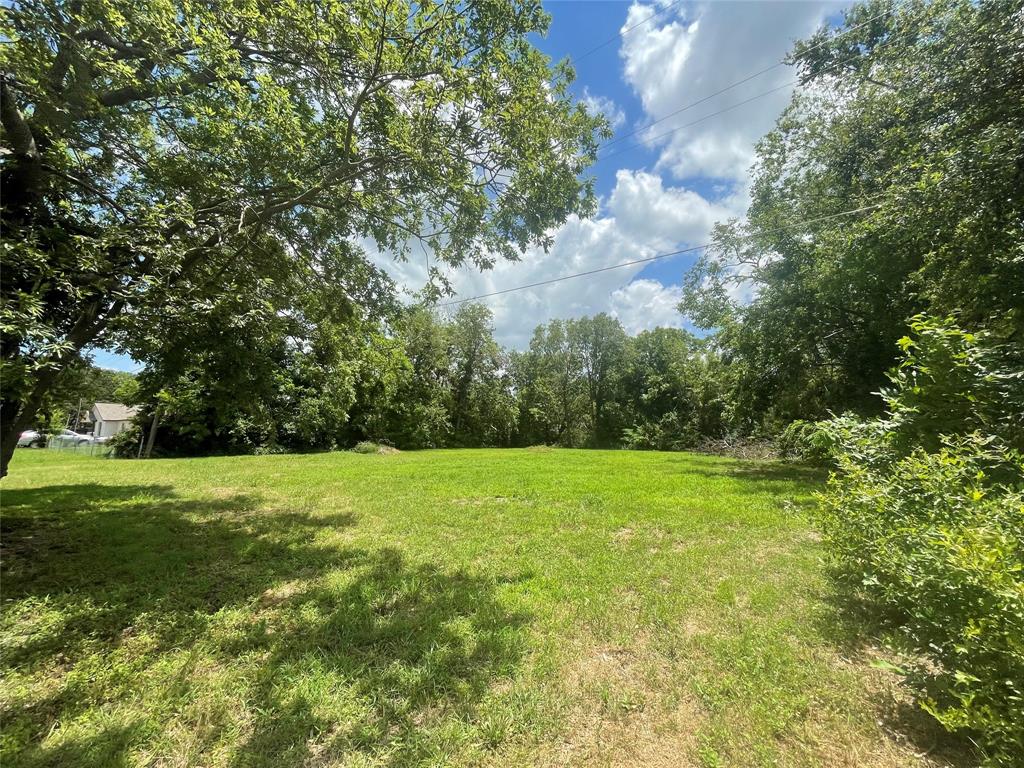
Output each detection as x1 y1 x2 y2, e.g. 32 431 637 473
570 0 687 64
599 6 895 150
595 12 909 164
438 203 883 307
597 79 796 163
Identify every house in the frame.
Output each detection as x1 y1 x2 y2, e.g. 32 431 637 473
90 402 139 438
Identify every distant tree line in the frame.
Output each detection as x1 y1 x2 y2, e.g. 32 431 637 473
117 305 735 456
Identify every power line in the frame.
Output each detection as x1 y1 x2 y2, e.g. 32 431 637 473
570 0 687 65
597 79 795 163
438 203 883 307
599 6 895 151
595 12 909 165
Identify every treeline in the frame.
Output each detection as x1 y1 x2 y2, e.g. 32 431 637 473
123 305 735 456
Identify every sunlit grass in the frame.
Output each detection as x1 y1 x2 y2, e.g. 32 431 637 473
1 449 961 766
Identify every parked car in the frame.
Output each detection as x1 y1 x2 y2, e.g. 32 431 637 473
49 429 97 448
17 430 45 447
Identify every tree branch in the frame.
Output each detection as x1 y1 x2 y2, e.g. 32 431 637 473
0 78 38 159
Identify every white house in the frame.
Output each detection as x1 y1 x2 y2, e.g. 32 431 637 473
90 402 139 438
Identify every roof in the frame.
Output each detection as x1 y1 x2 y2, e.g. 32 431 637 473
91 402 139 422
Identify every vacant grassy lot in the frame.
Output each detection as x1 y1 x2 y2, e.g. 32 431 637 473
1 449 962 767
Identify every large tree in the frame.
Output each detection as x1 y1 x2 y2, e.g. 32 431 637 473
679 0 1024 427
446 303 515 446
512 319 588 445
566 313 627 446
0 0 604 475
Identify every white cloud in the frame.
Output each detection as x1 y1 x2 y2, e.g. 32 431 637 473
607 169 739 246
620 1 839 181
610 279 685 334
581 88 626 129
366 169 734 348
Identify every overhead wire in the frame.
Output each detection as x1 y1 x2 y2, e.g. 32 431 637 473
438 203 884 307
569 0 687 64
597 6 895 151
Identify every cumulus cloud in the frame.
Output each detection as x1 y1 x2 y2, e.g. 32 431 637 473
610 279 685 334
366 168 733 348
620 1 838 181
608 169 740 245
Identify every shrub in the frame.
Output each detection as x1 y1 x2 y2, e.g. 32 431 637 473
777 419 836 465
817 316 1024 765
107 425 143 458
819 435 1023 764
623 414 691 452
352 441 398 455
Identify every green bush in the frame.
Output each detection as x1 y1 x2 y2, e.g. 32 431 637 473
817 316 1024 766
777 419 836 465
622 413 696 452
107 425 143 458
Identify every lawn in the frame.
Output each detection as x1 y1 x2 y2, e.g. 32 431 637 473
0 449 963 767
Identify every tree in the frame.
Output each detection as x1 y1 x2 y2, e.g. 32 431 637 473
512 319 588 446
679 0 1024 428
0 0 605 475
447 304 516 446
567 313 627 446
618 327 729 450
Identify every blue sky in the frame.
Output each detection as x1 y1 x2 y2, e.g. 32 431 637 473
95 0 845 370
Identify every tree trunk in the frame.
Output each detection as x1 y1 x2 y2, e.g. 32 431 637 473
0 300 120 478
143 407 160 458
0 401 32 479
0 371 59 478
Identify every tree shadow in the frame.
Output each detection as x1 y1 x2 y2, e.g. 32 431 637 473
812 581 980 767
717 461 828 485
668 458 827 486
1 483 531 767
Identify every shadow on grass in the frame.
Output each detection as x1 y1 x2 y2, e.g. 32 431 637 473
813 582 979 767
1 483 531 768
717 461 828 485
668 457 828 485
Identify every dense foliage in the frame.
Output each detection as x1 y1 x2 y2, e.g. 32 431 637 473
680 0 1023 429
125 306 735 455
817 317 1024 765
0 0 606 475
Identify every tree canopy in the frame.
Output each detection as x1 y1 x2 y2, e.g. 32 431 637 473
680 0 1023 428
0 0 606 474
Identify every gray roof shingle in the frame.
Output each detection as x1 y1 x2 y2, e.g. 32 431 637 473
91 402 139 422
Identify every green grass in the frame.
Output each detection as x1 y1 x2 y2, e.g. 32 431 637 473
0 449 961 767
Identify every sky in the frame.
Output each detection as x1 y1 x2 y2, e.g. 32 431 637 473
94 0 846 371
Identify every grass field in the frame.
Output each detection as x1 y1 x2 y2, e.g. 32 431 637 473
0 449 966 767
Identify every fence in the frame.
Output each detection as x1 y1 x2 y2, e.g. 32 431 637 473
44 437 115 457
